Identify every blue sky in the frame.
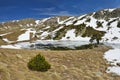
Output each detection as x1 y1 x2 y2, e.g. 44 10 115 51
0 0 120 22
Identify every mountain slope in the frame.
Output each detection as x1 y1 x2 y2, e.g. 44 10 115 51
0 8 120 45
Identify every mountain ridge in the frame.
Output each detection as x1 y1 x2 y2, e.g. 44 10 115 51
0 8 120 46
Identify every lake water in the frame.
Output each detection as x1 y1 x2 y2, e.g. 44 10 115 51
17 40 90 49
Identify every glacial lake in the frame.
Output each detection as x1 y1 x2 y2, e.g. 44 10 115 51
16 40 90 50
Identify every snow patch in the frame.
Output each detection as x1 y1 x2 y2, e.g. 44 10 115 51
53 26 64 32
61 29 90 41
57 17 63 24
40 31 49 39
103 27 120 43
35 20 40 24
104 9 115 12
107 67 120 75
17 28 36 41
2 38 13 43
62 29 76 40
86 16 97 28
41 17 51 23
43 26 50 29
0 45 21 49
59 17 74 25
77 14 87 19
0 32 12 36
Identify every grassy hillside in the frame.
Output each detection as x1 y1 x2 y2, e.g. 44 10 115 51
0 45 120 80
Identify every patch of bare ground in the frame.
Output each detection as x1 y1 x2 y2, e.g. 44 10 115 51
0 45 120 80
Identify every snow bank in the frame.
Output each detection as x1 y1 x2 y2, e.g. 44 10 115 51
104 48 120 75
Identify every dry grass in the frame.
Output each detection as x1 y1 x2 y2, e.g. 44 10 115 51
0 45 120 80
1 29 38 44
0 39 8 45
3 29 26 41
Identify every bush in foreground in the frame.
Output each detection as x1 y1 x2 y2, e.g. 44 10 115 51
27 54 51 72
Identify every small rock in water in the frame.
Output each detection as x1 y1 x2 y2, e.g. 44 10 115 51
116 63 120 66
113 59 117 61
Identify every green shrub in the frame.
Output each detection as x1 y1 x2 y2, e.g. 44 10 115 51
82 26 106 38
75 44 97 49
96 21 103 28
0 36 2 39
27 54 51 72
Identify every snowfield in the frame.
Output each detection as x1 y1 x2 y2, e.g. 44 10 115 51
104 43 120 75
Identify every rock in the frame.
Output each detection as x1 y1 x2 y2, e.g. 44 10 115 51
95 72 103 77
16 54 22 59
116 63 120 66
62 65 68 70
113 59 117 61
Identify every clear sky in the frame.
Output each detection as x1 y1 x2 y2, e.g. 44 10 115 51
0 0 120 22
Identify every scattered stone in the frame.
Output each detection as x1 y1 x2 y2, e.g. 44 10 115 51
62 65 68 70
95 72 103 77
67 59 70 62
16 54 22 59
